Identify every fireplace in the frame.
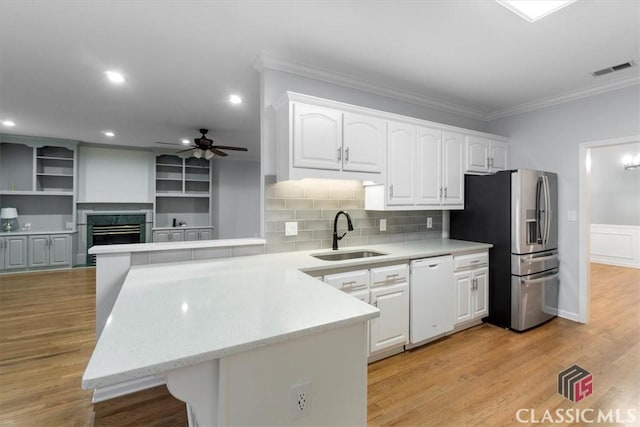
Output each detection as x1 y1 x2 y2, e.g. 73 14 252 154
87 214 146 265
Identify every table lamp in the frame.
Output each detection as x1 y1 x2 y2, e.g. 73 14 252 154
0 207 19 232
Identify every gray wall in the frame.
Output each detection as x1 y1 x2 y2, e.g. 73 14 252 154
590 142 640 225
212 158 261 239
488 85 640 319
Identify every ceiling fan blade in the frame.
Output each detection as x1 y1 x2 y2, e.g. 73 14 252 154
211 148 229 157
176 147 196 153
212 145 248 152
155 141 182 146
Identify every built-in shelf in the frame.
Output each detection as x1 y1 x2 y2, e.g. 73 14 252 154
36 156 73 161
0 190 73 196
36 173 74 177
154 154 212 229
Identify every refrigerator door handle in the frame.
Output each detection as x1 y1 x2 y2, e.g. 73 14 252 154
543 175 551 245
536 177 544 244
520 253 558 263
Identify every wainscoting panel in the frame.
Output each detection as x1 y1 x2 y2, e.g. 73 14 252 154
591 224 640 268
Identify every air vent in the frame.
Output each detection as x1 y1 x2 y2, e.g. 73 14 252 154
591 61 635 77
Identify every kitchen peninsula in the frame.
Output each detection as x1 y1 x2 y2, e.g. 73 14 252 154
84 238 491 426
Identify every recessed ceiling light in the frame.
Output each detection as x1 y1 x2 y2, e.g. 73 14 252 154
229 94 242 104
181 139 190 145
496 0 577 22
103 131 115 137
2 120 15 127
105 70 125 84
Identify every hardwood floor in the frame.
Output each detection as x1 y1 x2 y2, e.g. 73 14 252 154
0 263 638 426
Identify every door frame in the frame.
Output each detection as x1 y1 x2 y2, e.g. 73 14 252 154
577 134 640 323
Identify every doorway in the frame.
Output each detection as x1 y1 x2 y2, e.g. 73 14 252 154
578 135 640 323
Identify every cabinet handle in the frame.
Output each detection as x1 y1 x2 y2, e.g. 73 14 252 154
490 157 494 168
337 148 342 162
373 300 378 307
444 187 448 199
439 187 443 198
470 259 480 264
345 147 350 162
342 280 357 286
389 184 394 197
386 273 399 279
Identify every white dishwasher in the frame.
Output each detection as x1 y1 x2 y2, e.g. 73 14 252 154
410 255 454 345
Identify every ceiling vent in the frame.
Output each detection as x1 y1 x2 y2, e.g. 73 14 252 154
591 61 635 77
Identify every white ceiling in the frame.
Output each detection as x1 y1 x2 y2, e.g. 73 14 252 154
1 1 638 160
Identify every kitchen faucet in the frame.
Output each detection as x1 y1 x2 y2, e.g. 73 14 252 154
332 211 354 250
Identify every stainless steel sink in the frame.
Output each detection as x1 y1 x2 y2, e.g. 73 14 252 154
311 250 387 261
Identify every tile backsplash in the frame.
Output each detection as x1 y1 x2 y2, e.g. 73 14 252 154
265 179 442 253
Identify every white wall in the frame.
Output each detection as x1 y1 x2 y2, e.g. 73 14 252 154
78 145 154 203
212 158 261 239
488 85 640 320
590 142 640 225
261 68 490 177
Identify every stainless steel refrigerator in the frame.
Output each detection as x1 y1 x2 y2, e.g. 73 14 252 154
450 169 559 331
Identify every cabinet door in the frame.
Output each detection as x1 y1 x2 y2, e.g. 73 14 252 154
370 282 409 353
442 131 465 207
49 235 71 266
342 112 384 173
153 231 170 242
454 271 473 325
489 141 509 172
184 229 199 241
198 229 213 240
169 230 184 242
292 103 342 171
472 267 489 319
28 235 50 268
387 122 415 205
0 238 4 270
465 136 490 173
415 126 442 206
5 236 28 269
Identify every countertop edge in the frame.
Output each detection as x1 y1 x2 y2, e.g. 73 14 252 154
89 238 266 254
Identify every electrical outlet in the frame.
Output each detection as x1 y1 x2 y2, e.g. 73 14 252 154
290 380 312 419
285 222 298 236
427 217 433 229
380 218 387 232
567 210 577 222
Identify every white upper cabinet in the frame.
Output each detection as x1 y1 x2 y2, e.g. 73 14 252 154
368 125 464 210
441 131 464 207
276 94 386 181
415 127 442 206
387 122 415 205
343 112 385 173
489 140 509 172
465 136 509 174
292 103 342 171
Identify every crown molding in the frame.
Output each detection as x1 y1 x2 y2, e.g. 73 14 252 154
254 52 640 124
253 51 488 121
486 74 640 121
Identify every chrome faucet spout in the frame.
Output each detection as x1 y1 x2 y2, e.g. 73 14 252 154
332 211 354 250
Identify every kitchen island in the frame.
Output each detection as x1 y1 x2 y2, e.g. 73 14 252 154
84 238 491 426
82 255 379 426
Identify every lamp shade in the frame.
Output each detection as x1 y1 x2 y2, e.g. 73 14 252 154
0 207 18 219
193 148 203 159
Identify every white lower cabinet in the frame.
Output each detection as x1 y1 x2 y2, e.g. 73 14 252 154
323 264 409 359
453 251 489 326
0 235 28 270
28 234 72 268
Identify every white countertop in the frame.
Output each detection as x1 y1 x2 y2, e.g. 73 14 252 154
152 226 214 231
0 229 77 236
82 238 491 389
88 237 266 254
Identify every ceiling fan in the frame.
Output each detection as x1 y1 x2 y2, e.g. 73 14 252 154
156 129 248 160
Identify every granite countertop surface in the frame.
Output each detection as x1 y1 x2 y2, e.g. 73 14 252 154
83 238 491 389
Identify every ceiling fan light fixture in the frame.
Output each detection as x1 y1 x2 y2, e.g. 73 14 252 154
204 149 214 160
193 148 203 159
